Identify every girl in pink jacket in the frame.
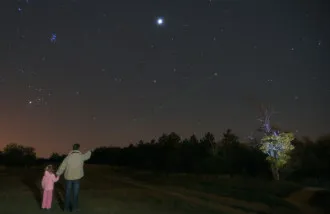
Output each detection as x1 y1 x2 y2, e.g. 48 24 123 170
41 165 59 210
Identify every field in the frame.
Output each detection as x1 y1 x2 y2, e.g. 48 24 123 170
0 165 328 214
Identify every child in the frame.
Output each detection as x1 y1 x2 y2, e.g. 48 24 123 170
41 165 59 210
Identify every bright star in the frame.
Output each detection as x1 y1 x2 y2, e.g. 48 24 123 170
156 17 164 25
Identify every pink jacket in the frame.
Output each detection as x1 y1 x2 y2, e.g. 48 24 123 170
41 171 59 191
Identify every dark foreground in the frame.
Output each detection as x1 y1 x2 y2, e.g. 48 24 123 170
0 165 328 214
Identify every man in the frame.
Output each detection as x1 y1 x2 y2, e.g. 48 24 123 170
56 143 92 212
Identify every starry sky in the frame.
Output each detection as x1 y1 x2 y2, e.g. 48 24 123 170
0 0 329 157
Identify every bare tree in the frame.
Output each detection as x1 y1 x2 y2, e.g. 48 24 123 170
256 105 295 180
257 104 279 135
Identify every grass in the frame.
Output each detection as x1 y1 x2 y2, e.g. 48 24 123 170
115 168 301 209
0 165 324 214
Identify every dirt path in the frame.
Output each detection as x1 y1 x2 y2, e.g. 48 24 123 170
114 175 330 214
285 188 325 214
116 176 252 214
111 176 300 214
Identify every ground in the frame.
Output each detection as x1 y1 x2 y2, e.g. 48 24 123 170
0 165 328 214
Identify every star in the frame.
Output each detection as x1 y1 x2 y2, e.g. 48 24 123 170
19 68 25 73
156 17 164 26
114 77 123 82
50 33 57 44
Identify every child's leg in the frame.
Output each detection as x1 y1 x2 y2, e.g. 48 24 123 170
41 190 49 209
46 190 53 209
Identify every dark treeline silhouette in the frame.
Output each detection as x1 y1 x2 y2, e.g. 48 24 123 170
1 130 330 185
0 143 37 167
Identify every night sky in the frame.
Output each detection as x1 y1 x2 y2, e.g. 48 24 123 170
0 0 329 157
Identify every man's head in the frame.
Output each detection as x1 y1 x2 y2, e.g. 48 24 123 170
73 143 80 151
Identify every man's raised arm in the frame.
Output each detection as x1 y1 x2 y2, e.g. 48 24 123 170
82 150 92 161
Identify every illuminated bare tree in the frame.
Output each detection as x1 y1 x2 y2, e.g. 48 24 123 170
257 105 295 180
257 104 278 134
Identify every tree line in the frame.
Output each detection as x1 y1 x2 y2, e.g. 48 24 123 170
1 130 329 185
